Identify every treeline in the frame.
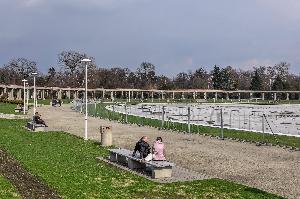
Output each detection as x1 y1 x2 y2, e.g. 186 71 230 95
0 50 299 91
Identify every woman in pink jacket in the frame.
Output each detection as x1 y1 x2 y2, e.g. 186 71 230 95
145 137 166 161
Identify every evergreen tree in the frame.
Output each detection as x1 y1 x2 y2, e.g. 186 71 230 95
211 65 222 89
250 70 263 90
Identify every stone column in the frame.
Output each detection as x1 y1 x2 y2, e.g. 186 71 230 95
3 88 7 97
111 91 114 101
226 92 229 100
274 93 277 101
215 92 218 100
172 92 175 100
42 90 45 100
151 92 154 102
17 89 22 100
67 90 71 99
238 93 241 101
141 92 144 99
193 92 196 100
58 89 62 99
10 89 14 100
286 93 290 101
262 93 265 101
204 92 207 100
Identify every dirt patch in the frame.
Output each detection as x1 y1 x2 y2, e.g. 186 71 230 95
38 104 300 199
0 149 61 199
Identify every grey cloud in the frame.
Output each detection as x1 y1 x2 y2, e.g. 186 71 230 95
0 0 299 75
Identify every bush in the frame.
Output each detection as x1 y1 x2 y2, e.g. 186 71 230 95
0 99 23 105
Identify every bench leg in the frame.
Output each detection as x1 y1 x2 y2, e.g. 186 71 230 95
117 155 127 164
109 152 117 162
34 127 45 132
128 159 143 169
151 167 173 179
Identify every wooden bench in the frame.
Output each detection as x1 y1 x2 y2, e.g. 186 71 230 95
26 122 46 132
108 149 175 179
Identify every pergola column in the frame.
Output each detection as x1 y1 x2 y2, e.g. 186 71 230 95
226 92 229 100
181 92 185 99
274 93 277 101
111 91 114 101
193 92 196 100
172 92 175 100
151 91 154 102
58 89 62 99
42 90 45 99
204 92 207 100
10 89 14 100
286 93 290 101
67 90 71 99
215 92 218 100
262 93 265 101
17 89 22 100
238 93 241 101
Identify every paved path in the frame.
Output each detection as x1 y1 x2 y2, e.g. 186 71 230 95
37 104 300 199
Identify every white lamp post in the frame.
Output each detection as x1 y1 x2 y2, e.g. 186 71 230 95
22 79 27 114
81 58 91 140
26 82 29 111
31 72 38 115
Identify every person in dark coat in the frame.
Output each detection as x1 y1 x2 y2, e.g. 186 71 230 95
33 112 48 127
132 136 151 159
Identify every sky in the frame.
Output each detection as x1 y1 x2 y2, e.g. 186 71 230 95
0 0 299 76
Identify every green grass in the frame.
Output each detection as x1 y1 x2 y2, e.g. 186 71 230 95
0 175 21 199
88 103 300 149
0 119 283 199
0 103 20 114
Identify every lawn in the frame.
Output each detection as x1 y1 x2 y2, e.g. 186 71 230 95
0 119 283 199
88 103 300 149
0 175 21 199
0 103 19 114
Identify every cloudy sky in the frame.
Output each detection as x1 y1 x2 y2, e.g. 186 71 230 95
0 0 299 76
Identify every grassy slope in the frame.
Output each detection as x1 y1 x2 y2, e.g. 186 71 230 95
0 175 21 199
0 103 19 114
0 119 283 199
92 103 300 148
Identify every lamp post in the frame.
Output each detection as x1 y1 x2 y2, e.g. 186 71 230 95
31 72 38 115
81 58 91 140
26 82 29 111
22 79 27 114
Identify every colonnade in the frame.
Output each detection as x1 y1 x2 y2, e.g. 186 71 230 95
0 84 300 102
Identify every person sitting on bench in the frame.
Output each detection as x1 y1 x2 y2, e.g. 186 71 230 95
33 112 48 127
132 136 151 160
152 137 166 161
144 137 166 162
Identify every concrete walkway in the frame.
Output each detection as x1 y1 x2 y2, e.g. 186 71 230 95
37 104 300 199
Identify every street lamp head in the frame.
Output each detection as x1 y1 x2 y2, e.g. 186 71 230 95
81 58 91 63
31 72 38 76
22 79 28 82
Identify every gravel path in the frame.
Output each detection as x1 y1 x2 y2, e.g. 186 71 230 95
37 104 300 199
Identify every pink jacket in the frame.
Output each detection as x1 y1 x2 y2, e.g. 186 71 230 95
153 140 166 160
